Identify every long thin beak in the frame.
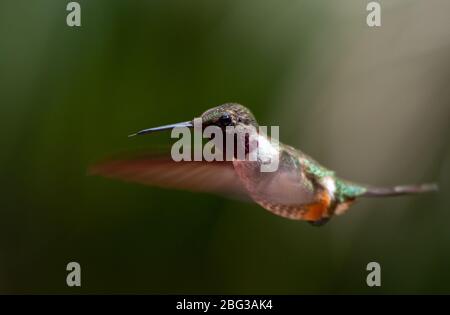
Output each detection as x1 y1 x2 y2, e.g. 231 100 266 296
128 120 193 137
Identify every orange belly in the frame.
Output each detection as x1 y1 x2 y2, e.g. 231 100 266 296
255 190 333 222
301 191 332 221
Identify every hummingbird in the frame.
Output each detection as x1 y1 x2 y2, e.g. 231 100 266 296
90 103 438 226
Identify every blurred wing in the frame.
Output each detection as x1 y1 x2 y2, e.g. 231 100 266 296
256 171 316 205
238 165 317 207
89 153 249 200
233 148 318 207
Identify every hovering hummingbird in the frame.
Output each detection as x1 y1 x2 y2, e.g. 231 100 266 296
90 103 437 226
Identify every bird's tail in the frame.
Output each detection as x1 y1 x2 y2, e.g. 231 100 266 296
362 183 438 197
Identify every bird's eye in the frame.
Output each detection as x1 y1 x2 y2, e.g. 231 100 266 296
219 113 233 126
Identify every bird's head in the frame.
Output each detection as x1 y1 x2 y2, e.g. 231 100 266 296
129 103 258 137
200 103 258 131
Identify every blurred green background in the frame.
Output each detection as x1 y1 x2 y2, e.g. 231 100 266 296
0 0 449 293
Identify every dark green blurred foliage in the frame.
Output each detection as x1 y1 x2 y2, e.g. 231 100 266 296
0 0 449 293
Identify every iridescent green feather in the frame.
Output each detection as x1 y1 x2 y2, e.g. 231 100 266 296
302 158 334 178
298 152 367 202
334 179 367 202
